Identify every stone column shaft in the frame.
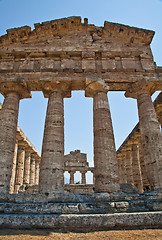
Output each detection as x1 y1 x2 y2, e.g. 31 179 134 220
121 154 127 183
131 143 143 193
0 92 20 193
23 150 31 184
124 148 134 185
81 171 86 184
14 145 25 193
30 156 36 185
35 161 40 185
93 92 119 192
39 90 64 193
137 93 162 190
69 171 75 184
9 140 18 193
138 137 150 189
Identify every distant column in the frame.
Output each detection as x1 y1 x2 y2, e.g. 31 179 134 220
131 140 143 193
35 161 40 185
123 146 134 186
14 143 25 193
9 140 18 193
125 82 162 190
23 149 31 185
81 171 87 184
0 92 20 193
138 136 151 191
69 171 75 184
30 155 36 185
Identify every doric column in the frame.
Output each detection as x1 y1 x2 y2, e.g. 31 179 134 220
0 92 20 193
9 140 18 193
138 136 151 190
125 82 162 191
23 149 31 185
130 138 143 193
69 171 75 184
14 142 25 193
85 79 120 193
81 171 87 184
30 155 36 185
123 145 134 186
117 152 127 183
39 83 71 193
35 160 40 185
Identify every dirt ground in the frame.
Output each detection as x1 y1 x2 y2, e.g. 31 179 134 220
0 229 161 240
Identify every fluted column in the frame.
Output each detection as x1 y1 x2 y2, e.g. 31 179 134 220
30 155 36 185
23 149 31 185
69 171 75 184
14 143 25 193
35 161 40 185
81 171 87 184
131 142 143 193
40 84 71 193
86 79 120 193
0 92 20 193
123 146 134 186
117 153 126 183
9 140 18 193
125 83 162 190
138 136 151 190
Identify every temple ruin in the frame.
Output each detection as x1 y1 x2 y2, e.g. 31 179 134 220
0 16 162 230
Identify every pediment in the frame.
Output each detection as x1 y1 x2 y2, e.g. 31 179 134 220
0 16 154 48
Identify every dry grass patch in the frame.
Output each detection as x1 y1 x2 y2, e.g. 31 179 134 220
0 229 162 240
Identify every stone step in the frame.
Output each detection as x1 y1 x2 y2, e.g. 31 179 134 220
0 212 161 231
0 200 161 214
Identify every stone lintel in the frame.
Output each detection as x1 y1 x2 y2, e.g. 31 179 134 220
16 127 40 158
85 78 109 97
0 82 31 99
65 167 93 172
43 81 71 98
125 81 155 99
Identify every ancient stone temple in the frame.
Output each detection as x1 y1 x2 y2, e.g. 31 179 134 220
0 16 162 230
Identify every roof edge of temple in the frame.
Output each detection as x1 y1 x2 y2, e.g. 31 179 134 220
0 16 155 46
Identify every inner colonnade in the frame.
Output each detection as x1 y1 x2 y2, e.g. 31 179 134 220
0 16 162 196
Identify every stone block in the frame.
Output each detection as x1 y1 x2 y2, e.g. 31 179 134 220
102 59 116 70
141 59 155 70
82 59 95 71
0 61 13 70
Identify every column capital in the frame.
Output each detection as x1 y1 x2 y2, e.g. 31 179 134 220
17 141 26 150
80 170 87 174
43 81 71 98
125 81 155 99
85 78 109 97
0 83 31 99
68 170 76 174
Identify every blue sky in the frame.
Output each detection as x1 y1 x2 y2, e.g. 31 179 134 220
0 0 162 182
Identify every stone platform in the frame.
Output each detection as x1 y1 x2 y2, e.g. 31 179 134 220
0 191 162 231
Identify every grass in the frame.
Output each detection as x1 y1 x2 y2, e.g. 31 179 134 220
0 229 162 240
